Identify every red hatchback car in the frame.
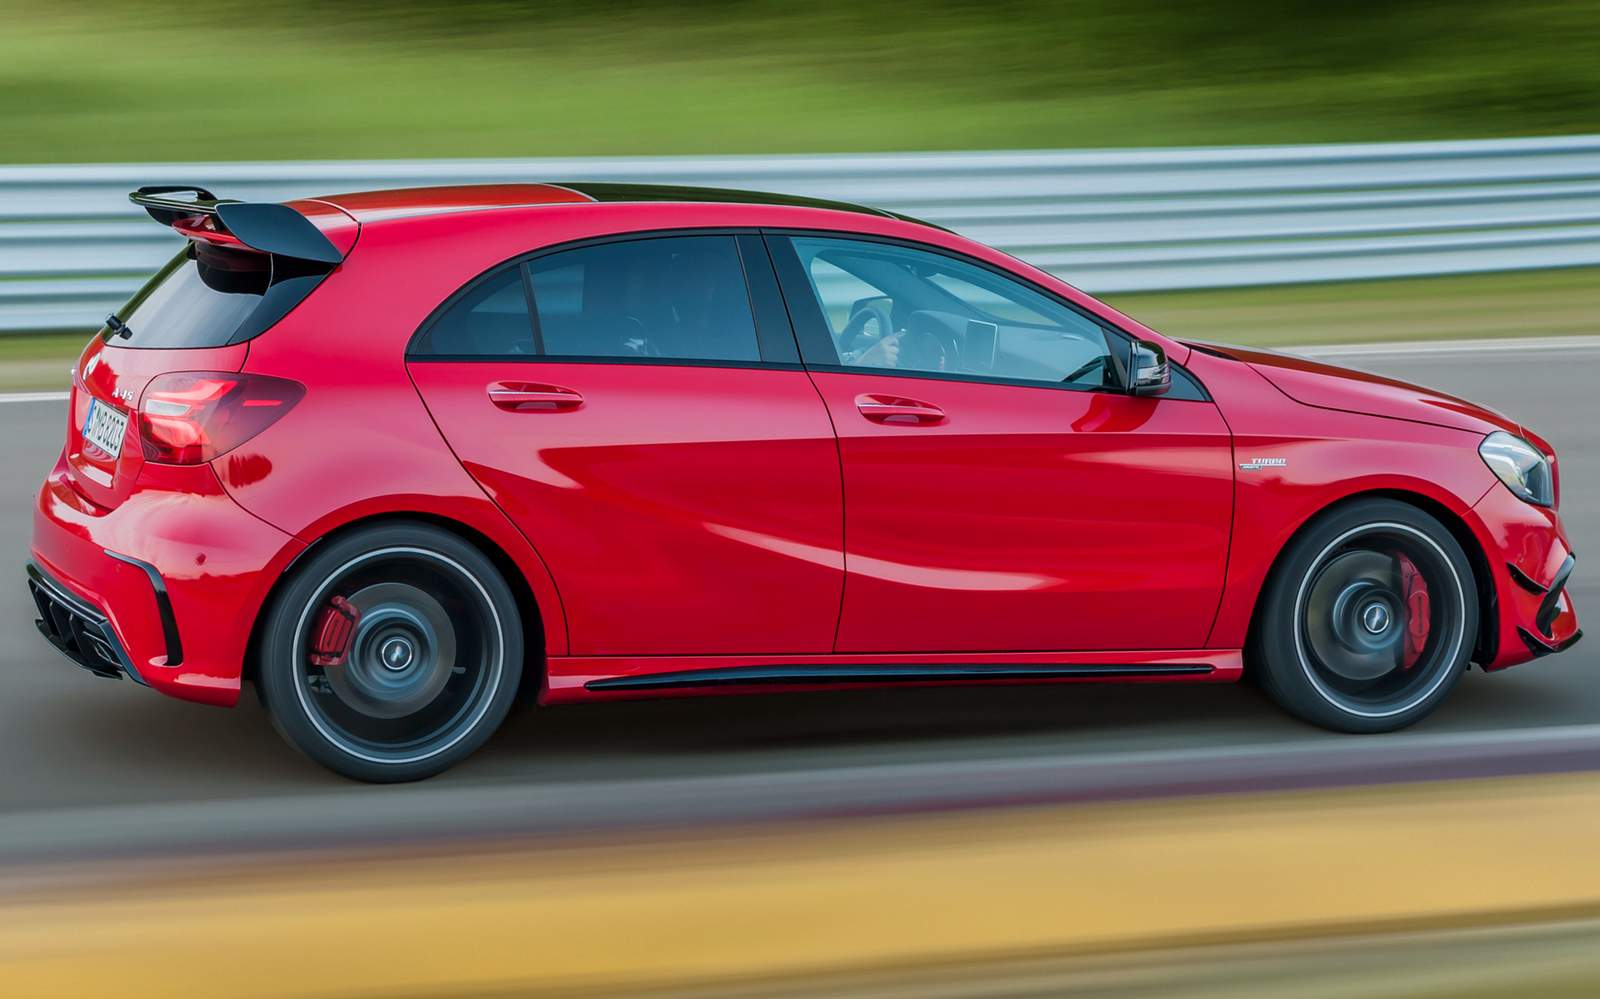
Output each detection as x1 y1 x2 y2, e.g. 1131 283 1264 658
27 182 1580 780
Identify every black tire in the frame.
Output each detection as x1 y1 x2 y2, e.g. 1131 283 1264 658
1251 498 1477 733
257 522 524 782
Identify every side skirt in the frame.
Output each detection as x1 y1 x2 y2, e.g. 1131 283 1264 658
542 650 1243 703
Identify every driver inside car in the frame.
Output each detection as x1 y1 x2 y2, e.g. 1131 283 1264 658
841 329 901 367
842 320 947 372
837 299 901 368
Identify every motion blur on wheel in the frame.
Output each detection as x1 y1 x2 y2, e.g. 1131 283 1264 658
256 522 523 782
25 182 1581 781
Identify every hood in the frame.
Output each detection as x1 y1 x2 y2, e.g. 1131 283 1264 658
1188 342 1525 438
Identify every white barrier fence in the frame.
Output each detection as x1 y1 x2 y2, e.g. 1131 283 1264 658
2 135 1598 331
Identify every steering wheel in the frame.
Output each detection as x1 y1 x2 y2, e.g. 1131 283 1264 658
899 328 948 371
840 302 896 359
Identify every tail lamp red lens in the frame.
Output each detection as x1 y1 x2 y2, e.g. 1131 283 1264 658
138 371 304 464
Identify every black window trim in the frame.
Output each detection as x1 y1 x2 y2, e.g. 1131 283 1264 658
517 260 546 355
760 228 1211 402
405 227 805 371
403 223 1209 401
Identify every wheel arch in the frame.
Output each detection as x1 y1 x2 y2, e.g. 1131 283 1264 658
243 511 551 702
1243 488 1497 669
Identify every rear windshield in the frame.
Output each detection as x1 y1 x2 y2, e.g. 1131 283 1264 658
109 243 273 348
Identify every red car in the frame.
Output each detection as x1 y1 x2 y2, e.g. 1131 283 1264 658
27 183 1580 781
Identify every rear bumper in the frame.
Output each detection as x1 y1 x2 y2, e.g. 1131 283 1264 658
1467 483 1582 671
27 560 145 684
28 452 305 706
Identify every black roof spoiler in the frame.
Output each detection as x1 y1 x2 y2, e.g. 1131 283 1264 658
129 186 345 264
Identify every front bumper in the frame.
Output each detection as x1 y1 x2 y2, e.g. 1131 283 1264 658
1506 552 1582 659
1468 482 1582 670
28 451 304 706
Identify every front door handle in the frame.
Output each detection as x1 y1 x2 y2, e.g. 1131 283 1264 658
855 393 946 425
488 381 584 412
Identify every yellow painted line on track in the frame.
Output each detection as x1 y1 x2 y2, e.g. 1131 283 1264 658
4 773 1600 997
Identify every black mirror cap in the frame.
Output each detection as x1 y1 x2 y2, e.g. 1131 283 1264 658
1130 340 1171 397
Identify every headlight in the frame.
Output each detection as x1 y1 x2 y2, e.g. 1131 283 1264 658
1479 431 1554 507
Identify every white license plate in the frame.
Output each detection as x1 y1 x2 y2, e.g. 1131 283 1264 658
83 398 129 459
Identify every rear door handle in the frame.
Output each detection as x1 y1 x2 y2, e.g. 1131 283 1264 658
488 381 584 412
855 393 946 425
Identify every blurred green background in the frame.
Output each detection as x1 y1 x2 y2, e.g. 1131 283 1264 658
1 0 1596 387
2 0 1598 161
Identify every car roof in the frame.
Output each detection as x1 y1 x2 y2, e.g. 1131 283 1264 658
308 182 942 229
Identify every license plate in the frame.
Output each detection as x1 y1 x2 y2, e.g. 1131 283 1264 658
82 398 129 459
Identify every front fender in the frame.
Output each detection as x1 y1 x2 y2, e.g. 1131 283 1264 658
1193 352 1498 650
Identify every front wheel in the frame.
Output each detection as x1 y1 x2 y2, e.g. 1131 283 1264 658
257 523 524 782
1252 499 1478 733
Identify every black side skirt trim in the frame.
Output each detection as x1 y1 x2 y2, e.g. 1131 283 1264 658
586 663 1214 691
104 550 184 667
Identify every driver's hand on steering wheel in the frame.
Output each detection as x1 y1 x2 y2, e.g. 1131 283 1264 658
854 332 901 368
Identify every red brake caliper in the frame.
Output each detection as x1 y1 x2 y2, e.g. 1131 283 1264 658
1395 553 1430 669
308 595 360 667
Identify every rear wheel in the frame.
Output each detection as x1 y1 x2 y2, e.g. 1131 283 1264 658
257 523 523 781
1252 499 1477 733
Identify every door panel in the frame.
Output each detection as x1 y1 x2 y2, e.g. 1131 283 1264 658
411 362 843 655
810 371 1233 653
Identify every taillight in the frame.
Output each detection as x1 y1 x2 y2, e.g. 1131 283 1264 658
138 371 304 465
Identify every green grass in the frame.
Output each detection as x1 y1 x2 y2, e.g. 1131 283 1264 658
0 0 1596 162
0 333 82 391
5 267 1594 392
1100 266 1600 347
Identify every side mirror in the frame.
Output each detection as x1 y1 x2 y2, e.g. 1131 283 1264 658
1129 340 1170 397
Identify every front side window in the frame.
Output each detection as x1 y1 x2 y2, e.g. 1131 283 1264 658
788 236 1120 389
529 235 760 363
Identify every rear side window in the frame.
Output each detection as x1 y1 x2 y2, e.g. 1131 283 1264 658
409 268 534 357
112 243 272 348
529 235 760 362
411 235 763 364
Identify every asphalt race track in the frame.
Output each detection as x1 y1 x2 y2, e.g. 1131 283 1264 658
3 339 1598 855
